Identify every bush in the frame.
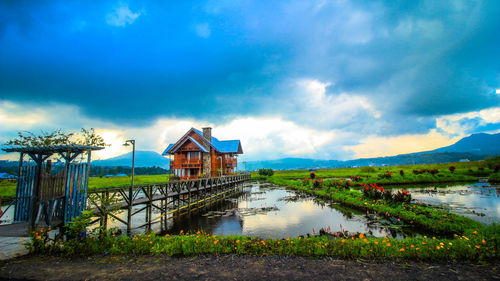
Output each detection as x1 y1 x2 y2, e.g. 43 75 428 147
428 169 439 176
378 172 392 179
258 169 274 176
360 166 376 173
449 166 456 173
399 170 404 177
313 178 323 189
393 190 411 203
310 172 316 179
169 176 180 181
362 183 384 200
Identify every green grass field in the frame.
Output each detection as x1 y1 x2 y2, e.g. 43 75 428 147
251 161 494 185
0 174 170 199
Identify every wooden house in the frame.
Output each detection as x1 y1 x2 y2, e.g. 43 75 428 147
162 127 243 179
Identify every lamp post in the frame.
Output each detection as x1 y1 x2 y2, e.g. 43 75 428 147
123 139 135 235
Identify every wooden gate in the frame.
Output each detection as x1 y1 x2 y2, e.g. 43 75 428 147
13 163 90 225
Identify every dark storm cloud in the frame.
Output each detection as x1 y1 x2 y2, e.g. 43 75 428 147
1 0 499 133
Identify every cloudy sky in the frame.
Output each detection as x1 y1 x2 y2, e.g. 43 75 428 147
1 0 500 161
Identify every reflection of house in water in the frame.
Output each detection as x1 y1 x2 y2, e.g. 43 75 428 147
162 127 243 180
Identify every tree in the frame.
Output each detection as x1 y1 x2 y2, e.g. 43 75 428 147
4 128 107 147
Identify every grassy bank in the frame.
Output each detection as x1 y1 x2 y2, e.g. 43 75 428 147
27 227 499 262
251 161 497 185
265 177 484 236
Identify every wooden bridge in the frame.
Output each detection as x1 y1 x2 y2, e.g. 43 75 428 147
87 174 251 235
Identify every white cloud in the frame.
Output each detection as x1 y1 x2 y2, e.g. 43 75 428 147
195 23 211 38
345 129 461 158
496 89 500 94
106 3 142 27
436 107 500 136
287 79 381 128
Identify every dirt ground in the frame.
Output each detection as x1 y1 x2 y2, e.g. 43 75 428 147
0 254 499 281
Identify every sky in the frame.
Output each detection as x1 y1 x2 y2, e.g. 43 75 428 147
1 0 500 162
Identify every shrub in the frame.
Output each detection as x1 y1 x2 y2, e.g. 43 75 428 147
302 178 311 187
478 166 484 171
428 169 439 176
378 172 392 179
393 190 411 203
169 176 180 181
313 178 323 189
495 164 499 173
349 176 362 182
449 166 456 173
362 183 384 200
258 169 274 176
310 172 316 179
360 166 376 173
399 170 404 177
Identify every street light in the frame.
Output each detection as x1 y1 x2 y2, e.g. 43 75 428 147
123 139 135 235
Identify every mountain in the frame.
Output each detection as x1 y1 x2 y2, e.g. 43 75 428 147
90 133 500 171
242 133 500 171
425 133 500 155
92 151 170 168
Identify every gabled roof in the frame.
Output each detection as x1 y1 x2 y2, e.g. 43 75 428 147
162 136 208 155
162 127 243 155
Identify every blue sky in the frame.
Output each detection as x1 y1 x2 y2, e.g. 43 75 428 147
1 0 500 161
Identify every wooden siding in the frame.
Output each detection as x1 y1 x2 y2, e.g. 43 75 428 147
171 134 238 179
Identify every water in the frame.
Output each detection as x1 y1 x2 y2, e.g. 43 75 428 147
162 181 417 238
404 183 500 224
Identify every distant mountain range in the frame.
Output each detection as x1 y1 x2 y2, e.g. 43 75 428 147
92 151 170 169
40 132 500 171
243 132 500 171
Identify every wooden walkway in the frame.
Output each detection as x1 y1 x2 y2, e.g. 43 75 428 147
87 174 250 234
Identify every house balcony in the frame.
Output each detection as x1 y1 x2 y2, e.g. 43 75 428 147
170 159 202 169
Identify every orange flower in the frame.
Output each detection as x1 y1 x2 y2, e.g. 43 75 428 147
482 239 486 243
197 231 201 235
386 243 391 247
374 242 379 245
149 241 153 244
236 240 240 243
214 240 219 245
410 245 414 248
476 245 480 249
436 246 440 250
473 231 478 235
399 248 405 252
416 248 420 251
341 239 345 243
363 238 368 243
359 233 364 239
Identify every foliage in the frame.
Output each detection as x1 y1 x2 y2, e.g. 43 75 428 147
90 166 168 177
360 166 376 173
393 189 411 203
449 166 456 173
4 128 107 147
169 176 181 181
362 183 384 200
258 168 274 176
310 172 316 179
26 227 500 262
378 171 392 179
312 178 323 189
399 170 404 177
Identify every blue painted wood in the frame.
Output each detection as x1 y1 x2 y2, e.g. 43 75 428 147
14 165 36 222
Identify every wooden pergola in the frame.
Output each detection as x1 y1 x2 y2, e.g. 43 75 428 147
1 145 103 231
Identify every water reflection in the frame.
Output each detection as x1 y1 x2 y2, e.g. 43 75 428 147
163 181 419 239
407 184 500 224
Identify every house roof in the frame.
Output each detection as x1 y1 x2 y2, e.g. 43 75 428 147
162 128 243 155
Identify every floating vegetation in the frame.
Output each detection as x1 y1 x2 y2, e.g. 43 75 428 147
202 206 279 218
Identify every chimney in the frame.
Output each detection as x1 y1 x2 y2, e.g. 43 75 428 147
202 127 212 142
